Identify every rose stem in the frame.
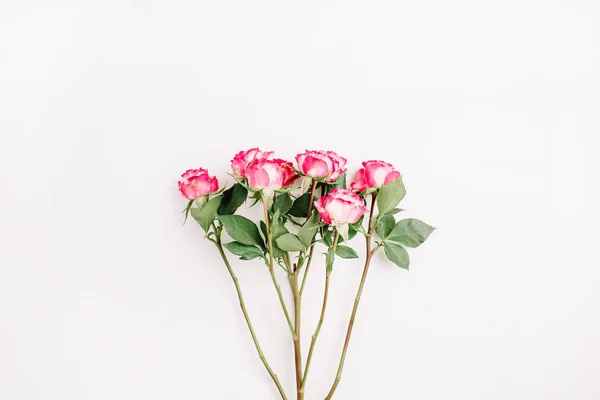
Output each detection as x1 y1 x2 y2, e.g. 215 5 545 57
299 180 318 295
280 252 303 400
300 230 339 395
211 222 288 400
291 179 318 400
262 196 296 338
292 269 303 400
324 194 377 400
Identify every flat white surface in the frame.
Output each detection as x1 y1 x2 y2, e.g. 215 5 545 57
1 1 599 399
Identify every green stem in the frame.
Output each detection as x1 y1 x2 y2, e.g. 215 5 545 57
307 180 317 217
324 195 377 400
291 180 320 399
292 272 303 400
301 230 339 394
299 245 314 296
299 180 318 296
262 196 296 338
213 225 288 400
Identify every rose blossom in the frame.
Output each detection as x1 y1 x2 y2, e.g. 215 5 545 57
246 159 296 196
295 150 347 182
315 189 368 226
178 168 219 200
231 148 274 178
350 160 401 192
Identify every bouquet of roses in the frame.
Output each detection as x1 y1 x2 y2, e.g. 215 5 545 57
177 148 434 399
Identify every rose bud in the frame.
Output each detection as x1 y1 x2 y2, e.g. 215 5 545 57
231 147 274 179
350 160 401 193
178 168 219 201
246 159 293 197
295 150 347 182
315 188 368 240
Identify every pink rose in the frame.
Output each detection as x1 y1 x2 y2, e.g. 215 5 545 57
315 189 368 226
231 148 274 178
350 160 401 192
178 168 219 200
246 159 291 193
295 150 347 182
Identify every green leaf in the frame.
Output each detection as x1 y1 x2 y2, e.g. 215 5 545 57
190 196 222 232
217 184 248 215
218 215 265 248
224 242 264 260
182 199 194 224
330 172 347 189
335 245 359 259
343 215 364 240
375 214 395 239
261 219 287 244
246 190 262 208
271 209 282 229
288 192 312 218
383 242 410 270
387 218 435 248
377 176 406 216
283 215 302 226
273 193 293 215
388 208 404 215
298 212 322 248
259 220 268 240
322 230 333 246
275 233 306 252
326 246 335 273
271 223 288 240
348 225 359 241
269 222 288 258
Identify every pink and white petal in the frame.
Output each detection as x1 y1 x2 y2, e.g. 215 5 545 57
350 168 367 191
303 156 330 178
182 168 207 180
327 151 347 168
347 205 368 224
326 198 351 224
295 153 306 169
317 152 335 172
384 170 401 185
365 162 393 187
336 189 356 203
315 197 332 224
194 176 212 195
260 151 275 160
209 176 219 192
179 184 193 199
263 163 284 189
326 152 347 181
248 168 270 189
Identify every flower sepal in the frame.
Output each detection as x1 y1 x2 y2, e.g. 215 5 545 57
336 224 350 243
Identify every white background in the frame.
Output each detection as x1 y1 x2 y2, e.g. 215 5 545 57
1 1 599 399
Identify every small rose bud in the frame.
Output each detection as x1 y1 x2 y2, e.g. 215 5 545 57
231 147 274 179
315 189 368 226
246 159 294 194
350 160 401 192
295 150 347 182
178 168 219 200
